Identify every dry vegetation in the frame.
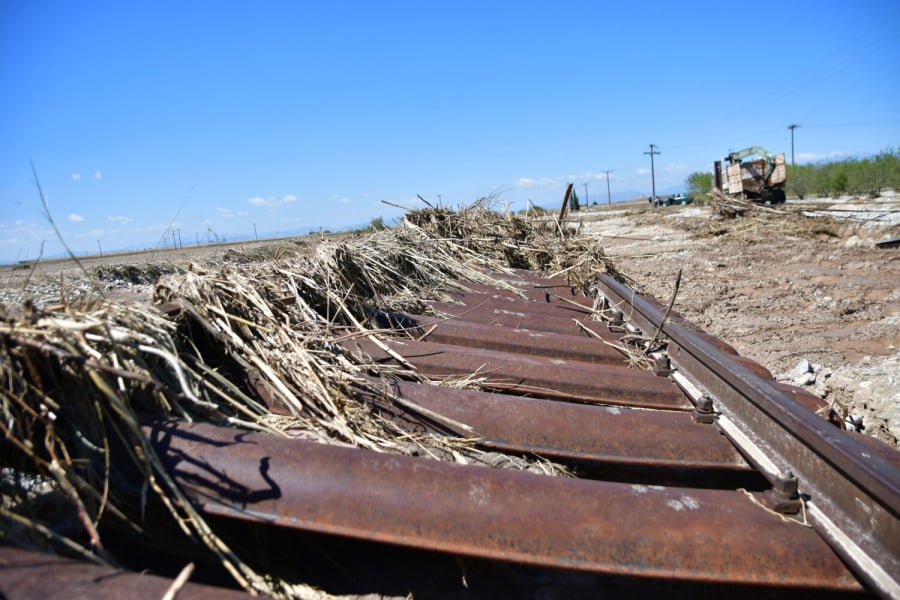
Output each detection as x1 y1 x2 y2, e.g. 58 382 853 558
2 192 897 597
0 199 617 598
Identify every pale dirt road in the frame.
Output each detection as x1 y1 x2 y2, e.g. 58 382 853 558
577 193 900 446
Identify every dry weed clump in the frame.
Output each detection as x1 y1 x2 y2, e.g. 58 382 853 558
205 240 309 267
700 189 842 242
1 200 618 597
404 196 626 288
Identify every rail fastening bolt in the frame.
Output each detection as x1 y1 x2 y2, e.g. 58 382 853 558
765 470 803 514
773 471 799 498
692 395 716 424
653 353 672 376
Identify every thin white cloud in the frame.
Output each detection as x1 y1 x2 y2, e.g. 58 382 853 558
515 176 559 188
583 171 616 181
796 150 846 162
93 170 103 180
217 207 248 218
87 228 104 237
635 168 651 176
108 215 134 225
72 173 82 181
247 194 299 207
131 223 179 235
0 236 25 247
664 163 690 174
68 213 85 222
337 197 351 204
0 220 53 245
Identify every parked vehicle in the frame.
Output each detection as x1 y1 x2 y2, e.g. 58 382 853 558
714 146 787 204
663 193 691 206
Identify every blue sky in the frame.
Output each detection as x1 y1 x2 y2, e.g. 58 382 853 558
2 1 898 263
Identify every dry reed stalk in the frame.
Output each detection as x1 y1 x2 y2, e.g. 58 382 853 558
1 197 640 595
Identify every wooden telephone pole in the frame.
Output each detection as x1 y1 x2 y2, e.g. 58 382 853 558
788 123 800 165
644 144 661 204
603 169 613 205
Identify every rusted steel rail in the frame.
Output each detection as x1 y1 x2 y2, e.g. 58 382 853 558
593 273 900 597
5 268 898 597
359 378 754 480
373 310 626 363
342 336 689 410
146 420 861 591
144 268 896 595
0 546 250 599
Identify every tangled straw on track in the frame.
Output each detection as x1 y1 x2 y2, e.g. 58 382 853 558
1 199 620 598
703 189 842 241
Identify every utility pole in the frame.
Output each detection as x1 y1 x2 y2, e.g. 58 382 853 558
253 223 258 242
583 182 589 206
96 240 103 258
603 170 613 205
788 123 800 165
644 144 661 204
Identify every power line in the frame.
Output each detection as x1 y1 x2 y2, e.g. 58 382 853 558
705 15 899 139
802 119 900 129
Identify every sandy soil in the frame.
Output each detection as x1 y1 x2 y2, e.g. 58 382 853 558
2 197 898 447
578 193 900 447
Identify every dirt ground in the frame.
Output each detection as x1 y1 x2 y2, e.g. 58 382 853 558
2 196 899 447
578 193 900 447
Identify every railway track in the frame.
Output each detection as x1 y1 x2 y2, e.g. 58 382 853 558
2 269 898 598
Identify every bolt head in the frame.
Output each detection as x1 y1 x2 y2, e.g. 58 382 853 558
696 395 714 413
773 471 799 497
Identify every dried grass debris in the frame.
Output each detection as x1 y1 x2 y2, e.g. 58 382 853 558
2 198 623 596
702 189 842 242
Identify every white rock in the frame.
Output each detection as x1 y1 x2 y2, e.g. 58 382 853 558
785 359 817 385
845 236 876 248
788 359 813 379
796 372 817 386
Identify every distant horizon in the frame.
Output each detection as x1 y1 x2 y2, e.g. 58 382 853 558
7 143 899 265
6 143 894 264
0 193 641 265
